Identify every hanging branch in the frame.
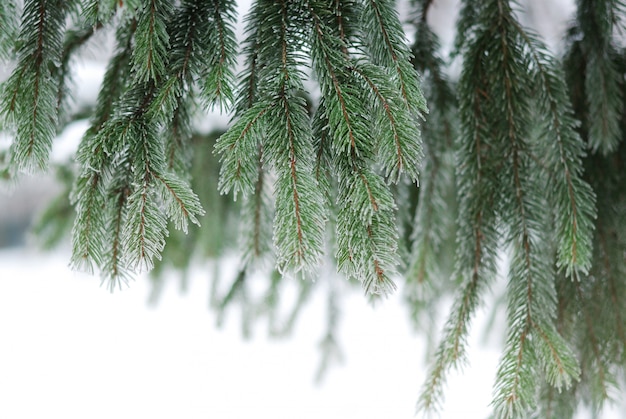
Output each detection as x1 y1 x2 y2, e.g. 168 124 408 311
233 1 274 268
71 19 136 277
515 28 597 279
0 2 17 61
362 0 427 114
420 1 586 416
202 0 238 110
574 0 625 154
407 2 458 305
1 0 71 173
131 0 172 82
418 23 500 412
71 2 210 285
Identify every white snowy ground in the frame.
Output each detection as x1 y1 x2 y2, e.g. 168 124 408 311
0 247 499 419
1 247 623 419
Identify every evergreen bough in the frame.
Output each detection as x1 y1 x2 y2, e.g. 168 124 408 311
1 0 625 417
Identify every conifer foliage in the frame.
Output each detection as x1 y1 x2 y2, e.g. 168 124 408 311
1 0 625 417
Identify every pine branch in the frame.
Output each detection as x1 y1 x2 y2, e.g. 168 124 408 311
240 145 274 266
1 0 68 173
70 172 107 273
515 29 596 278
351 64 422 182
215 102 270 199
56 22 104 123
247 0 326 272
100 178 131 289
131 0 172 82
70 19 135 275
576 0 624 154
0 2 17 60
407 15 457 302
165 95 193 175
419 15 499 412
202 0 237 110
362 0 427 114
81 0 135 25
155 172 203 233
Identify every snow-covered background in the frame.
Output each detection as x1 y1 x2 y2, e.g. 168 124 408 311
1 1 624 418
0 247 501 419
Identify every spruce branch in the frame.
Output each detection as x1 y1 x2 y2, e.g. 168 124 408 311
268 96 325 271
421 1 587 415
514 28 596 278
306 0 413 293
56 21 104 123
88 17 136 131
419 16 499 413
70 172 108 273
81 0 138 25
240 145 274 266
351 63 422 183
165 95 193 175
406 13 457 304
0 2 18 60
1 0 68 173
70 19 135 275
215 102 270 199
362 0 427 114
575 0 625 154
308 2 368 157
230 3 275 268
202 0 238 110
155 172 203 233
451 0 483 56
248 0 325 272
123 172 169 272
233 0 264 116
600 228 626 360
488 2 579 415
145 0 213 121
100 175 131 289
131 0 172 83
69 6 205 283
573 279 613 404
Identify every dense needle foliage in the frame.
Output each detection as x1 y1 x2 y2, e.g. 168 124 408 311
1 0 625 417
